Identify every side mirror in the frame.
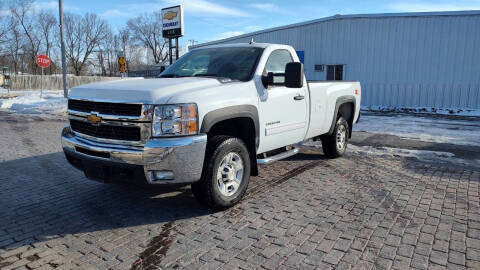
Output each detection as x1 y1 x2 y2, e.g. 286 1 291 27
285 62 304 88
261 72 274 88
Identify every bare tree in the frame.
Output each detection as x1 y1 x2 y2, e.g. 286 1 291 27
117 26 143 72
127 12 169 64
64 12 109 75
37 10 56 74
1 1 162 76
118 26 129 58
117 26 150 71
0 0 9 47
9 0 42 74
97 28 121 76
4 19 23 73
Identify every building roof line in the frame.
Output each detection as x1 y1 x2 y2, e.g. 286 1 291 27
191 10 480 49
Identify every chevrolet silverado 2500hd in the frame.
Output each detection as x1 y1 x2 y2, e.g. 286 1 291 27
61 43 361 209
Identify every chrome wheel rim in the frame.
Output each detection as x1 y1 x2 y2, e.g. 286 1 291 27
217 152 244 197
336 125 346 150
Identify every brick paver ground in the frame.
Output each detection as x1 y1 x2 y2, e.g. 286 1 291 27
0 112 479 270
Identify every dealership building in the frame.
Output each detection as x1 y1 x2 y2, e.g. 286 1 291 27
192 10 480 110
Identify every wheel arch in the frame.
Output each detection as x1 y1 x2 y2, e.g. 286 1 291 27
200 105 259 176
327 96 356 138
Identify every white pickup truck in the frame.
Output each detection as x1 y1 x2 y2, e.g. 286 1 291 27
61 43 361 209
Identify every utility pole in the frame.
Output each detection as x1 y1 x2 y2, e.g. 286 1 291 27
169 39 173 65
175 37 179 60
58 0 68 98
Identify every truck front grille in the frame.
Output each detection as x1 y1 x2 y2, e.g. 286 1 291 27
70 119 141 141
68 100 142 116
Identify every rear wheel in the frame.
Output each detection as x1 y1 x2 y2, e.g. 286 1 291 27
321 117 349 158
191 135 250 209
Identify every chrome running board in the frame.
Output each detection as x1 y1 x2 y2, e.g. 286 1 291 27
257 148 299 165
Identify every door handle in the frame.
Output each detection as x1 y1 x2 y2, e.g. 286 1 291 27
294 95 305 101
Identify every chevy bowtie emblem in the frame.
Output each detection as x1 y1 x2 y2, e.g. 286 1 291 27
163 11 177 20
87 114 102 124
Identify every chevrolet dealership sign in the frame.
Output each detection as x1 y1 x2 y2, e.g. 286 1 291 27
161 5 184 38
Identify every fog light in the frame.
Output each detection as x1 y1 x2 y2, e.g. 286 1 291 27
62 125 74 138
151 170 174 181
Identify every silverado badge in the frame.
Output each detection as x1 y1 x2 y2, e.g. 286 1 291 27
87 114 102 124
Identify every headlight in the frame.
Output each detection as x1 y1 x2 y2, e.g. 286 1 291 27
152 103 198 137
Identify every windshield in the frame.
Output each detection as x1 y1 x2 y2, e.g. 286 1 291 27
159 47 264 81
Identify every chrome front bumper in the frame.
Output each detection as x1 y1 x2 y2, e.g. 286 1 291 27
61 126 207 185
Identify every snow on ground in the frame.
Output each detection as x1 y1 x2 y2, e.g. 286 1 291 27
305 111 479 166
0 90 67 116
349 144 452 159
354 112 480 146
348 144 479 168
362 105 480 117
302 140 479 167
304 140 451 160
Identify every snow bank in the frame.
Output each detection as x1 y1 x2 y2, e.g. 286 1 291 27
362 105 480 117
0 90 67 116
354 113 480 146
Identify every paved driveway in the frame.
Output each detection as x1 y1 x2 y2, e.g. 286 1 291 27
0 112 479 270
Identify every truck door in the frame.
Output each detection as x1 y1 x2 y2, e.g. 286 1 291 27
258 49 308 153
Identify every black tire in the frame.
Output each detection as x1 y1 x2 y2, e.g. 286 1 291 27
321 117 349 158
191 135 251 210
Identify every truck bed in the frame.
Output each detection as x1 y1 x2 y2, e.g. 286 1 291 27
305 81 361 139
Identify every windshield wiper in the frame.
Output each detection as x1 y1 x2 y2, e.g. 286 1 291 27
158 74 175 78
160 74 237 82
194 74 240 82
159 74 216 78
194 73 218 77
159 74 195 78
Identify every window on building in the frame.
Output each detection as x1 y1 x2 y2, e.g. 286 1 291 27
314 65 324 72
326 65 344 80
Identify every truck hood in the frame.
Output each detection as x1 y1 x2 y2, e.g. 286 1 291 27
68 77 223 104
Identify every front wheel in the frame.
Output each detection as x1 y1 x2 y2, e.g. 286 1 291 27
191 136 251 210
321 117 349 158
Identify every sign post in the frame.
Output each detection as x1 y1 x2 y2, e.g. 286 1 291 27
161 5 184 65
36 54 51 98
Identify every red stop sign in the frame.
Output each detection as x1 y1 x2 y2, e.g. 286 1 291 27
36 54 50 68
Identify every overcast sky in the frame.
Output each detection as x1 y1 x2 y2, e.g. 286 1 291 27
35 0 480 46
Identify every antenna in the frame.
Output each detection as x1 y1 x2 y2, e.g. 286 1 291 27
249 37 254 44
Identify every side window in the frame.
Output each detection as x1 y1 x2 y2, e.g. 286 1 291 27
264 50 293 74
